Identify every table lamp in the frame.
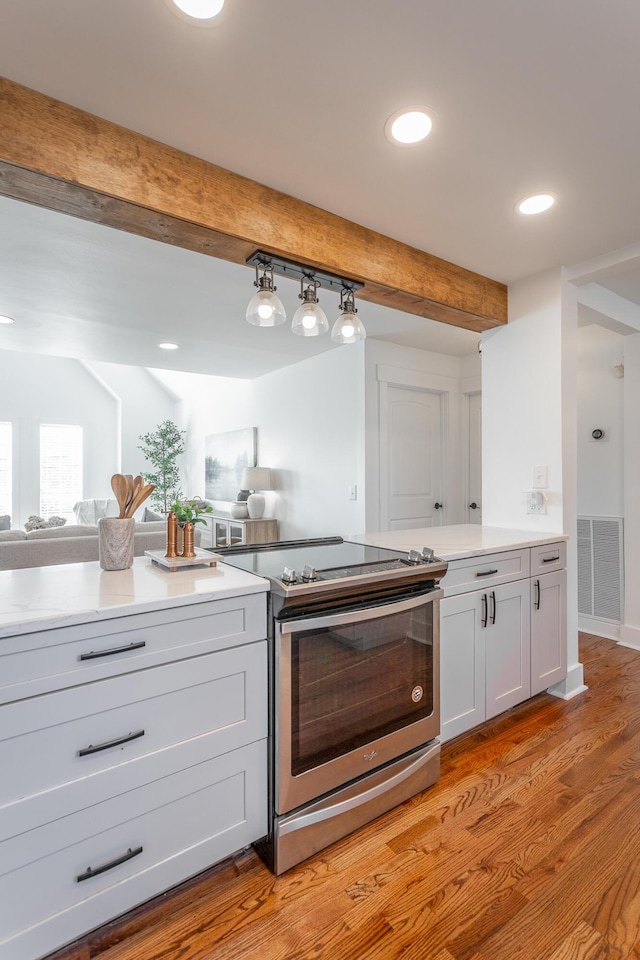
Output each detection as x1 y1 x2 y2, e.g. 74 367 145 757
241 467 272 519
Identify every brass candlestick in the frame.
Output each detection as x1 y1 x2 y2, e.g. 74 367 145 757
165 511 179 559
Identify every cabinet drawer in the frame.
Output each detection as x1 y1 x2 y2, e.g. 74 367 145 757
440 549 530 597
0 592 266 705
0 738 267 960
530 541 566 575
0 641 267 834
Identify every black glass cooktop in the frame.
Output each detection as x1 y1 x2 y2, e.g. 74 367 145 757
217 536 429 583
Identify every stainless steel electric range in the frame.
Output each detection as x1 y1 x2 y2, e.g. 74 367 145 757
216 536 448 874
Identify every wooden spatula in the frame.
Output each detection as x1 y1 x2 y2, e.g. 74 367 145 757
124 482 155 519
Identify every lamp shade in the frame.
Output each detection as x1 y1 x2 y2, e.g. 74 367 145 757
241 467 272 491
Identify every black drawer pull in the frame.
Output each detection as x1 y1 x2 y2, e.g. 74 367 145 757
78 729 145 757
79 641 146 661
475 569 498 578
76 845 143 883
542 556 560 564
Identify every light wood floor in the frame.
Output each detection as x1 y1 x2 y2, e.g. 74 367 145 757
54 633 640 960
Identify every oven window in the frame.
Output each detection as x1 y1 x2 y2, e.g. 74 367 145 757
290 603 434 776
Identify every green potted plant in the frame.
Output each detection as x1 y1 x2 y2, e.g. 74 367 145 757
170 498 212 558
138 420 186 514
170 498 213 527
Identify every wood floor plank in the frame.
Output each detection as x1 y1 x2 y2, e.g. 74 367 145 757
43 634 640 960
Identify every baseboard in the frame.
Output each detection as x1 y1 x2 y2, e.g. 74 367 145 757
546 662 588 700
618 624 640 651
578 615 621 642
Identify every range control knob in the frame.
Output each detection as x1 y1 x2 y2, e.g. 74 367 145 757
282 567 297 584
301 564 318 581
407 550 423 564
421 547 435 562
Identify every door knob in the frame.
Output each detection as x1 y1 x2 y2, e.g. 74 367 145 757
469 502 478 510
434 502 443 510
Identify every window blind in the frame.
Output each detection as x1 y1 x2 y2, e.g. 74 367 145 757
40 424 83 521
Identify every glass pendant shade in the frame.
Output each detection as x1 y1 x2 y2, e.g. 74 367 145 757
246 270 286 327
246 287 287 327
331 310 366 344
291 286 329 337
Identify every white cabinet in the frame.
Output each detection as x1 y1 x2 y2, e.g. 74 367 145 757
440 542 566 743
531 569 567 695
0 594 268 960
484 579 530 719
440 591 486 741
201 513 278 549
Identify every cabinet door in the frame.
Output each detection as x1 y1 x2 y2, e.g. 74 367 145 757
485 580 531 720
531 570 567 695
228 522 245 546
214 520 230 548
440 591 486 742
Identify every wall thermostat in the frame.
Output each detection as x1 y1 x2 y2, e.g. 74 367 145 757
591 428 605 440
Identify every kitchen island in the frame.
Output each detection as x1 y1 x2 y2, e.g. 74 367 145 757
352 524 569 742
0 557 269 960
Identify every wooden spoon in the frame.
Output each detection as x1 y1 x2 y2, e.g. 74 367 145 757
124 482 155 519
111 474 129 519
123 474 134 515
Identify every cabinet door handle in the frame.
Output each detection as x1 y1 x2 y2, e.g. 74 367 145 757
542 556 560 564
475 569 498 578
468 502 478 510
489 591 496 625
535 579 541 610
434 502 443 510
76 845 143 883
79 641 146 661
78 729 145 757
481 593 488 628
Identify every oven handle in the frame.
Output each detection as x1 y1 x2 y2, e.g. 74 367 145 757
278 588 442 635
278 741 440 838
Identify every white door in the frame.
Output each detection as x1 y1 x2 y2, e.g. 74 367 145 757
467 391 482 524
381 385 444 530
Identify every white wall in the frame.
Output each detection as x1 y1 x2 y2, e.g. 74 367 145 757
576 325 624 517
483 269 584 699
622 333 640 648
1 350 117 526
156 346 367 540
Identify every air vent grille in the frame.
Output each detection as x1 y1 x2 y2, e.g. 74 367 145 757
577 516 623 622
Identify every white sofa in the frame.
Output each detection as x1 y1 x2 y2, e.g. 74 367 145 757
0 521 201 571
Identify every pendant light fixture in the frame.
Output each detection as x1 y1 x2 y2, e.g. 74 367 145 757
245 263 287 327
331 287 366 344
291 279 329 337
245 251 366 344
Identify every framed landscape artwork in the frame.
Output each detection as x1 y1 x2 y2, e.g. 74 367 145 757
204 427 256 502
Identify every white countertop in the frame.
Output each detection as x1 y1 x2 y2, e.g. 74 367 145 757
349 524 567 561
0 557 269 637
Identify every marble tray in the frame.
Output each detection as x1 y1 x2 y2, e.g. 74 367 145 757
145 547 223 572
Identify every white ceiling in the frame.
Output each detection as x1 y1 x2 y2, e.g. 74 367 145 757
1 0 640 373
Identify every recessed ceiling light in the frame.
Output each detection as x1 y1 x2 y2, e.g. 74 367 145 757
0 315 15 324
385 107 435 145
158 342 179 350
169 0 224 20
516 194 556 215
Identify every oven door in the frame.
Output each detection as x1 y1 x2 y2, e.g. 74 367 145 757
275 588 440 816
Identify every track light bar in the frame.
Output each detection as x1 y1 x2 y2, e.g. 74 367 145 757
246 251 364 293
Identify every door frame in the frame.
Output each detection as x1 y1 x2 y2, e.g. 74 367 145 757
377 364 460 531
460 374 482 524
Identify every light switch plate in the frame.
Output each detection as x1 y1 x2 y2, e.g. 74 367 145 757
532 465 548 489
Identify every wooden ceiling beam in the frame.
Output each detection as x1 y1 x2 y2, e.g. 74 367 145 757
0 77 507 332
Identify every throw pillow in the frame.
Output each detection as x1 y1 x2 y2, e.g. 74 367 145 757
24 515 68 532
0 514 10 530
143 507 164 522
